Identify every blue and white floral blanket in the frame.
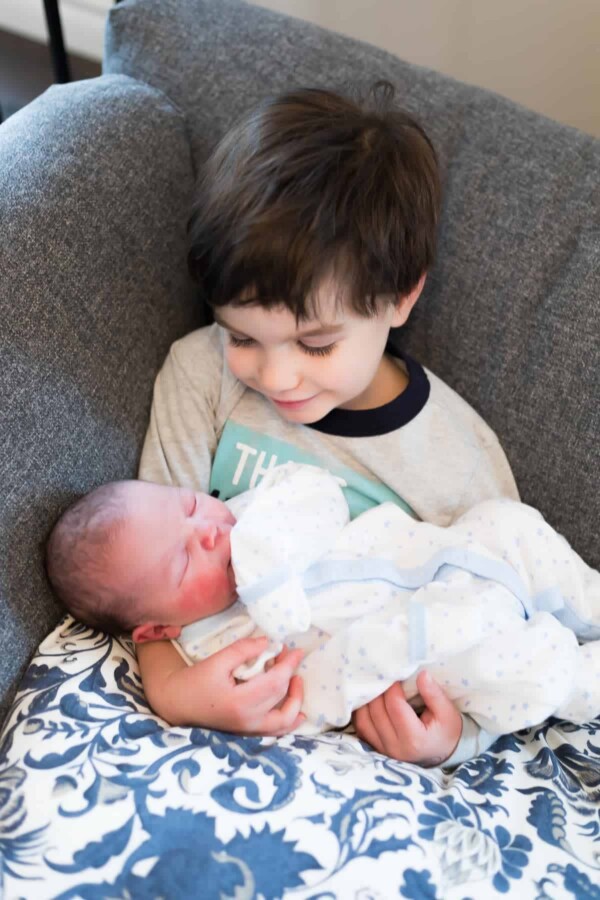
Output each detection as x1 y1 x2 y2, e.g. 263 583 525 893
0 617 599 899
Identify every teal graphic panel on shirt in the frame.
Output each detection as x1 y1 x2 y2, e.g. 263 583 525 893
209 421 417 520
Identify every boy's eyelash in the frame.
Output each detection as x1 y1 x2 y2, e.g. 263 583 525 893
302 343 337 357
228 335 254 348
228 334 337 357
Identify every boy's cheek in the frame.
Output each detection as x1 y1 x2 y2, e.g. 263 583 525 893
224 350 247 382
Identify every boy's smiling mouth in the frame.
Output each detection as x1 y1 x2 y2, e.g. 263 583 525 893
270 395 317 409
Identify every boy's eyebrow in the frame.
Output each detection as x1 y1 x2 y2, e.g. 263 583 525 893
213 310 344 337
297 324 345 337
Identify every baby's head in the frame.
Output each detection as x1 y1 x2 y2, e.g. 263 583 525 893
46 480 237 641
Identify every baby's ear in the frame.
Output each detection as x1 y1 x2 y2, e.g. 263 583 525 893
132 622 182 643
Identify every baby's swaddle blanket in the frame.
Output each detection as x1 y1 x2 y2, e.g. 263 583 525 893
177 463 600 734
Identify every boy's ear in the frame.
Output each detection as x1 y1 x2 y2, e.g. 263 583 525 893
131 622 182 643
391 273 427 328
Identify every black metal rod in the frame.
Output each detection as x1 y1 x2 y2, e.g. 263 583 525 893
42 0 71 83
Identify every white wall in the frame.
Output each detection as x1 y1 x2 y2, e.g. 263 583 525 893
0 0 110 60
254 0 600 137
0 0 598 136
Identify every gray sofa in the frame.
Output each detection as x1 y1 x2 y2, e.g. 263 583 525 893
0 1 598 896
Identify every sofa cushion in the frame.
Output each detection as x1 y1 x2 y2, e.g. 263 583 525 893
105 0 600 568
0 75 201 715
1 614 598 897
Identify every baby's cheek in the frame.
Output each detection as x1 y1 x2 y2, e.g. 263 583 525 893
180 570 232 617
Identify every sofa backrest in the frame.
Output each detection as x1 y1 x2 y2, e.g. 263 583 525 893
0 75 200 715
105 0 599 566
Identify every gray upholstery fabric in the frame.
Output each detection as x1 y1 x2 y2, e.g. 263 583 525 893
104 0 599 564
0 75 200 716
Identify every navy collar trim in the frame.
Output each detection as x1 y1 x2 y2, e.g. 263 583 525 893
309 349 430 438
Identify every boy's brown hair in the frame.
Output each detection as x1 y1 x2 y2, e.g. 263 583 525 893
188 83 441 319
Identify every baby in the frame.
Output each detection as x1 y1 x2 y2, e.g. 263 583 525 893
46 463 600 736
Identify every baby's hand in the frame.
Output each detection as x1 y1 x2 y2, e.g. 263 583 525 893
168 637 305 736
352 670 462 766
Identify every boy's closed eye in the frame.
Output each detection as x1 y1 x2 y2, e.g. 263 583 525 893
228 333 337 357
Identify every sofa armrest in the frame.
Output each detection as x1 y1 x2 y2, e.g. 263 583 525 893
0 74 200 718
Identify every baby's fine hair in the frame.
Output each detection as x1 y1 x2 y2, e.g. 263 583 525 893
188 82 441 319
46 481 141 636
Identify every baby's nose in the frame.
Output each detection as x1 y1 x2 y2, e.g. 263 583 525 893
198 524 218 551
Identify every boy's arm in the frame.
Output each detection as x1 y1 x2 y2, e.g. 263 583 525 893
439 428 518 761
454 436 520 518
353 670 463 766
444 438 518 759
137 637 306 735
139 329 224 489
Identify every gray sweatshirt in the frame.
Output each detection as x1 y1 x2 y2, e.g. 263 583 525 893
139 323 519 766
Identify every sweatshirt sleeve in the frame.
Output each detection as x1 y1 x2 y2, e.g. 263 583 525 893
452 436 520 521
441 713 498 769
138 326 223 489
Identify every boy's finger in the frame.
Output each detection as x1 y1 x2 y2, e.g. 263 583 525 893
265 711 306 737
382 682 421 734
353 702 382 752
273 644 296 663
274 675 304 720
360 693 397 752
416 670 455 725
389 680 407 700
260 676 305 734
268 672 303 712
241 649 304 707
220 636 270 670
269 647 304 679
287 673 304 705
240 673 287 711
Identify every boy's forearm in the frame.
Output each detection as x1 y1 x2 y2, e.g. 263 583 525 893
137 640 191 726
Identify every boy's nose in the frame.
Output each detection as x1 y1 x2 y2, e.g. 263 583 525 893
257 352 300 393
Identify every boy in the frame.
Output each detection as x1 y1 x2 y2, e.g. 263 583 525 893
46 465 600 740
137 85 519 767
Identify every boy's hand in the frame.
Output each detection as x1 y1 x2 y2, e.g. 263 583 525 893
141 636 305 737
352 670 462 767
189 638 305 736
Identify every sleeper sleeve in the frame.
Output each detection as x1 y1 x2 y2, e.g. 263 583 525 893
442 713 497 769
231 463 350 640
